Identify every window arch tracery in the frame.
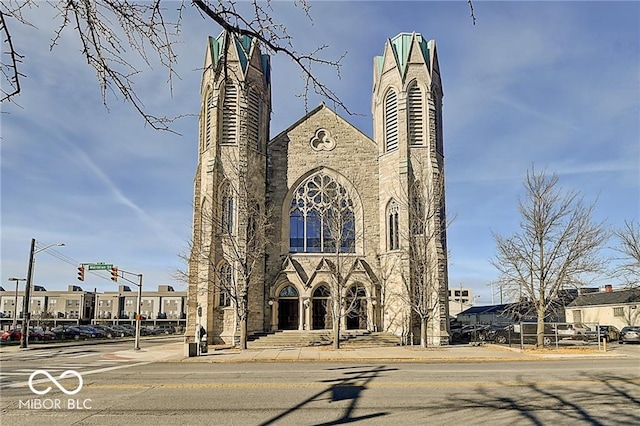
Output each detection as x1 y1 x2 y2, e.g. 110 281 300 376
289 172 355 253
279 285 299 297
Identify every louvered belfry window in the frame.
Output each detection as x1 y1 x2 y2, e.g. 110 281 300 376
384 90 398 152
221 81 237 145
247 89 261 150
205 91 214 148
408 85 423 146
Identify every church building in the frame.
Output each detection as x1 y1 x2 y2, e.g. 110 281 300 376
187 31 450 347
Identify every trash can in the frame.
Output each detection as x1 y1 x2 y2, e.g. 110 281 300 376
188 342 197 357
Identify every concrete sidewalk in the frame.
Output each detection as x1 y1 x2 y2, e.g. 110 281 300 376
108 341 627 363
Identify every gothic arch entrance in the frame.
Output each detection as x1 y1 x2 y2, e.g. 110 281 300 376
346 286 367 330
278 285 299 330
312 285 331 330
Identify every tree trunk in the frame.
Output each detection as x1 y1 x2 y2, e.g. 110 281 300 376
333 316 341 349
420 317 428 348
536 307 546 348
239 317 248 350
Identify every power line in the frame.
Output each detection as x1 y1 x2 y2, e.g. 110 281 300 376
37 246 116 284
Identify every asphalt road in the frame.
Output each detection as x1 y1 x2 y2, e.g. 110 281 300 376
1 342 639 426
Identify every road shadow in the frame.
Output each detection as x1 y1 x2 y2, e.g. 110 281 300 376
259 365 397 425
451 371 640 425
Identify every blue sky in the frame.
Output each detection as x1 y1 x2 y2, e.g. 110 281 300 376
1 1 638 304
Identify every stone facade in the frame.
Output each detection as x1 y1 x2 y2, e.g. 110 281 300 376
187 32 450 346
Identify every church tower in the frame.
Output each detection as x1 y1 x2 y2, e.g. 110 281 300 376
372 33 449 345
187 32 271 345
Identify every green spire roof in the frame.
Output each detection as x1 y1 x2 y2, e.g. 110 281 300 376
376 32 430 76
208 32 270 82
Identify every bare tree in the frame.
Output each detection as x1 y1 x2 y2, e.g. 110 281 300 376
373 251 399 333
620 304 640 327
492 167 608 347
0 0 348 129
182 145 271 350
390 168 450 348
1 1 476 129
611 220 640 287
310 172 363 349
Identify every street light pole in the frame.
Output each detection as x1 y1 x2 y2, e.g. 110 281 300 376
8 277 26 330
20 239 65 349
134 274 143 350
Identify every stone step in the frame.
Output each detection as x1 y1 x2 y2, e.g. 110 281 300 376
247 330 399 348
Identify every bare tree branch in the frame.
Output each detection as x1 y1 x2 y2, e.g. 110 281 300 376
2 0 476 130
611 220 640 287
491 167 608 347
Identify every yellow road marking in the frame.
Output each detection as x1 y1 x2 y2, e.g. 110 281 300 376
86 377 640 390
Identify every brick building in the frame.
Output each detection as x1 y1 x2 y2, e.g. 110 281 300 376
188 31 450 346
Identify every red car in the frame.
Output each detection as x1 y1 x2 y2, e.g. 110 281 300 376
1 328 21 341
1 328 49 342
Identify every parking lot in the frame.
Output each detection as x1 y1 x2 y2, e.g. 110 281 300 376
0 323 181 345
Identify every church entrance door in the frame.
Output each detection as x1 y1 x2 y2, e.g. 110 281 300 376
278 299 299 330
312 299 328 329
346 285 367 330
311 285 331 330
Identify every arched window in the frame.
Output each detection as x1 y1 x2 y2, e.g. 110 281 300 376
313 285 331 298
221 183 234 234
384 89 398 152
388 200 399 250
221 81 237 145
289 172 355 253
279 285 299 297
411 185 425 235
219 263 232 307
408 84 423 146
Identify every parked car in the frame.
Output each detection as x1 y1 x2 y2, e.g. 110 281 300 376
449 324 463 342
66 325 98 339
552 323 590 340
111 325 134 337
91 324 122 338
31 327 56 341
152 325 176 335
51 325 81 340
619 326 640 344
584 325 620 342
1 328 22 341
76 325 104 338
477 324 505 342
1 328 45 342
493 324 554 346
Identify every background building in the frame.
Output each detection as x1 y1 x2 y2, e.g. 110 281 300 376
448 286 476 317
0 285 186 330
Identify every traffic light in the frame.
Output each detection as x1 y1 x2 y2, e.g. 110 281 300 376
110 266 118 282
77 266 85 281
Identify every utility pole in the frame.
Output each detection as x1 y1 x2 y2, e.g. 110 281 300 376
8 277 26 330
20 239 36 349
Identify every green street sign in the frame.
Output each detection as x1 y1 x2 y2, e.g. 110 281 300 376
88 263 113 271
